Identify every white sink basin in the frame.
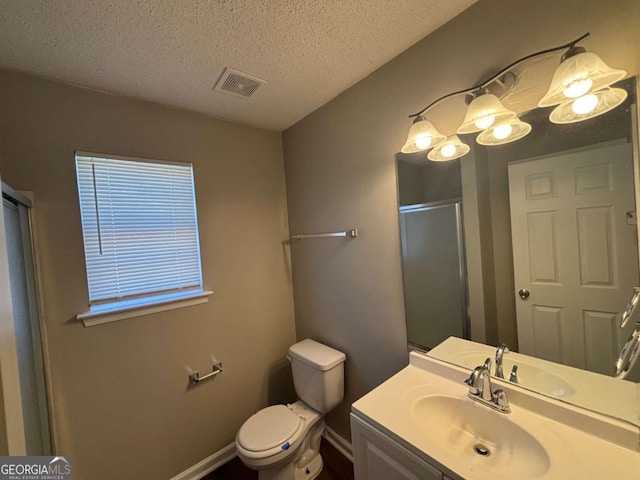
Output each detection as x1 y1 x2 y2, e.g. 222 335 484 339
447 351 575 397
413 395 550 479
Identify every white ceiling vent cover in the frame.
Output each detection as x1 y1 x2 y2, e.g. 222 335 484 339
214 68 266 98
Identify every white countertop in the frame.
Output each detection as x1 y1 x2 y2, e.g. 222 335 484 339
352 352 640 480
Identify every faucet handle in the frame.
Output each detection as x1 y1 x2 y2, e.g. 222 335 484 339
493 389 511 413
509 365 519 384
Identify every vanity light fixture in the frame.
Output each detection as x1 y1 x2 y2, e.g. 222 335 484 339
476 119 532 146
400 115 447 153
548 87 628 124
538 47 627 107
427 135 470 161
458 90 531 147
457 93 517 135
400 33 628 154
539 46 627 124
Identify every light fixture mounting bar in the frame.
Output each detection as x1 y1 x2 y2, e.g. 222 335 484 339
408 32 591 119
464 72 516 105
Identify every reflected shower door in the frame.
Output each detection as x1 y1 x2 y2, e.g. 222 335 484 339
400 201 468 350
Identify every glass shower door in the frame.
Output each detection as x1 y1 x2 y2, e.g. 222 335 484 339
2 189 51 455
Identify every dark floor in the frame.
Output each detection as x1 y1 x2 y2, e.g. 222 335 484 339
204 438 354 480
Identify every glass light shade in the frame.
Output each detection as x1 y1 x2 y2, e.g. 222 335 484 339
548 87 628 124
476 120 532 146
427 135 470 161
457 94 517 135
400 116 447 153
538 51 626 107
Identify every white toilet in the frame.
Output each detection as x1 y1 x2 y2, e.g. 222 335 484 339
236 339 346 480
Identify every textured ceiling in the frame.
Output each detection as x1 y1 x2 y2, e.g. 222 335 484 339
0 0 476 130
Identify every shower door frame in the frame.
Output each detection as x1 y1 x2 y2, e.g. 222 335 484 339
0 180 53 455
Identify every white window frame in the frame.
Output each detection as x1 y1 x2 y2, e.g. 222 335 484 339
74 151 212 326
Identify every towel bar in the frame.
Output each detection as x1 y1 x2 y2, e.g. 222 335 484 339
291 228 358 240
189 362 223 384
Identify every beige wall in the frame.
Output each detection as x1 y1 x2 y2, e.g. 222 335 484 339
0 70 296 479
283 0 640 438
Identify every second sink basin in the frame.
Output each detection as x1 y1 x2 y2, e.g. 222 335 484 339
412 395 551 479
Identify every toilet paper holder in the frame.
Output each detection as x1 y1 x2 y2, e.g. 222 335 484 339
189 362 223 384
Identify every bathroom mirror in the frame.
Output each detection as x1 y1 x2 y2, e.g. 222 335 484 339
396 75 640 425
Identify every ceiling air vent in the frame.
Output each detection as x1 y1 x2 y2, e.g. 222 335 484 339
214 68 266 98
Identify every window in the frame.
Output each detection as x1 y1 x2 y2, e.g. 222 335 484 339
75 152 211 326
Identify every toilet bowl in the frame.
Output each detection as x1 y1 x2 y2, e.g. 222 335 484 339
236 401 324 479
236 339 346 480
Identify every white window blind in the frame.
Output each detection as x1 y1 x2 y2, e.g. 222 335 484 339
75 153 203 306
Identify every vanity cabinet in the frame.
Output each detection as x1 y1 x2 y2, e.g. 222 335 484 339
351 414 458 480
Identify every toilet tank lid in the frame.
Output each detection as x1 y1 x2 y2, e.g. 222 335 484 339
288 339 346 371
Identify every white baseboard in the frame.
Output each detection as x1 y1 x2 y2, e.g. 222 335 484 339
171 427 351 480
323 426 353 463
170 442 237 480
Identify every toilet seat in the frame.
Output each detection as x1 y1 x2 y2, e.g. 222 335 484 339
237 405 305 459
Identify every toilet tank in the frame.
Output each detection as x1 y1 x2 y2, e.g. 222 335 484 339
288 339 346 413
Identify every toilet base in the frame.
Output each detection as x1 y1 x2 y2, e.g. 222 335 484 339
293 454 322 480
258 419 325 480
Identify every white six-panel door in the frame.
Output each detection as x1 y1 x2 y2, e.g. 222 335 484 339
509 141 639 377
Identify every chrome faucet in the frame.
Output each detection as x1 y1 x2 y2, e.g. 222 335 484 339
495 344 510 378
465 365 511 413
483 356 492 372
467 362 492 401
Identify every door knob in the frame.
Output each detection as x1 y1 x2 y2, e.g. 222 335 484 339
518 289 530 300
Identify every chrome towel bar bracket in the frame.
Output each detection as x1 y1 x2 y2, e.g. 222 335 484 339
291 228 358 240
189 362 223 384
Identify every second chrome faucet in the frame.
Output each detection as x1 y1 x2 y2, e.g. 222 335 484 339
495 344 509 378
495 343 519 384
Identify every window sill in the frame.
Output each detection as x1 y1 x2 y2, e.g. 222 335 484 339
77 290 213 327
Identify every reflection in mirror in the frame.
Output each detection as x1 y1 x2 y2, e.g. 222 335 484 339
399 199 468 351
430 337 639 426
396 76 640 425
